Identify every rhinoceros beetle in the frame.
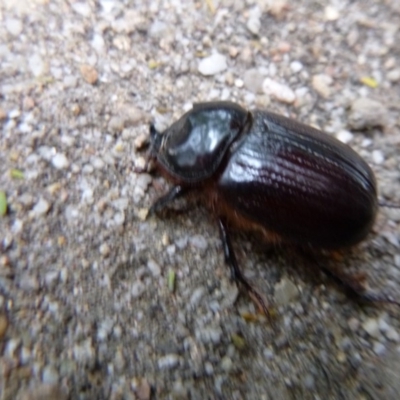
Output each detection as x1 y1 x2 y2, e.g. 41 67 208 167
147 101 399 314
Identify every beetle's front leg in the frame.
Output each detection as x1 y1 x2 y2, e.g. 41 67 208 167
218 218 270 317
148 185 189 215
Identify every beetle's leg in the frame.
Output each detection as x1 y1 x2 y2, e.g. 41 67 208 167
218 218 270 316
148 185 189 215
320 264 400 307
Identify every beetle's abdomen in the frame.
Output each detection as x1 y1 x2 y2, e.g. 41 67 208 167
217 111 378 249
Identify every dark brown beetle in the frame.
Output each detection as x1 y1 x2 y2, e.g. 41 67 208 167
148 101 398 313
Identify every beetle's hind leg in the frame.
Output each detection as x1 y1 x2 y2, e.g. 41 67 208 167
148 185 189 215
319 263 400 307
218 218 270 316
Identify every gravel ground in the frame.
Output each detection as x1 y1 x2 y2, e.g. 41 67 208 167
1 0 400 399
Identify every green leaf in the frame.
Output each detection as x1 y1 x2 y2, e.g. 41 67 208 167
0 191 7 216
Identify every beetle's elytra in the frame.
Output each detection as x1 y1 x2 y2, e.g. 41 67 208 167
148 101 395 312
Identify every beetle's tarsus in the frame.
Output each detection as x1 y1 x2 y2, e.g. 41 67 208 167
218 218 270 317
148 185 187 215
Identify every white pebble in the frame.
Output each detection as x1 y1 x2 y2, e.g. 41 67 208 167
52 153 69 169
198 53 227 76
147 259 161 277
91 33 105 53
234 78 244 88
5 18 23 36
131 281 145 298
158 354 180 369
97 318 114 341
372 150 384 164
32 198 51 216
190 287 205 307
290 61 303 73
29 54 46 77
71 2 91 16
262 78 296 104
385 328 400 342
324 5 340 21
9 109 21 119
189 235 208 250
90 156 105 169
195 326 222 345
362 318 380 338
336 130 354 144
4 339 21 358
42 365 59 384
246 16 261 35
373 341 386 355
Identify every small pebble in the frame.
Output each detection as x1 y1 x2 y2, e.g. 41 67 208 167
195 326 222 345
19 273 40 291
312 74 332 98
189 235 208 251
348 317 360 331
71 2 91 16
246 16 261 35
348 98 387 130
80 64 98 84
362 318 380 338
4 338 21 357
0 108 7 120
324 5 339 21
148 20 169 39
32 198 51 216
52 153 69 169
373 341 386 355
336 129 354 144
99 243 110 257
135 379 151 400
371 150 384 164
131 281 145 298
198 53 227 76
158 354 180 369
73 338 95 366
6 18 23 36
290 61 303 73
385 328 400 342
262 78 295 104
190 287 205 307
274 278 299 306
134 133 148 150
108 116 125 132
387 69 400 82
42 365 59 384
147 259 161 277
220 356 233 372
243 69 264 93
29 54 47 77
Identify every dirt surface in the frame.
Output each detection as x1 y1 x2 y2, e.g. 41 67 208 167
1 0 400 399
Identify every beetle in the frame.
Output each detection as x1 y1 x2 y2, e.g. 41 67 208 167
147 101 398 314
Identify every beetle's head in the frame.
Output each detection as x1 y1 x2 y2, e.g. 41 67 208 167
150 102 249 183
